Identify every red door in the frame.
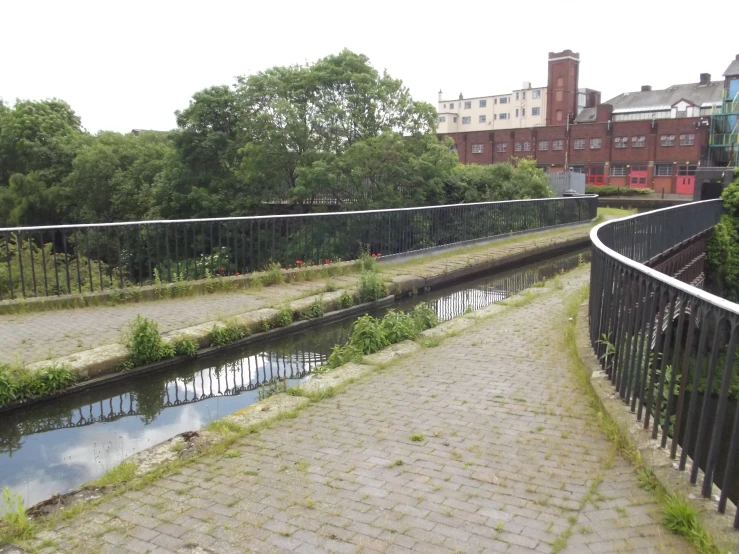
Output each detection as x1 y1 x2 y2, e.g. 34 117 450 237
677 165 696 195
630 165 649 188
586 166 604 185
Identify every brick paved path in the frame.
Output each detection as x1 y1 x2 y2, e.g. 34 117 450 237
0 226 589 365
28 267 692 553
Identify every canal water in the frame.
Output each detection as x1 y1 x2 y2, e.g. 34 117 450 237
1 250 589 510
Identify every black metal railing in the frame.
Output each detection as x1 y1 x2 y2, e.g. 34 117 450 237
589 199 739 528
0 196 597 300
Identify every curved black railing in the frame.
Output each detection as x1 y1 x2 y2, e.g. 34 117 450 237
589 199 739 528
0 196 598 300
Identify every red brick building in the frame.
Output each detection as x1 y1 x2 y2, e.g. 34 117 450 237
440 51 726 195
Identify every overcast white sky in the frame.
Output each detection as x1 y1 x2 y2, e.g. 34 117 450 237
1 0 731 134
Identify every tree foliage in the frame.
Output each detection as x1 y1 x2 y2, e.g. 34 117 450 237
0 50 554 227
707 170 739 301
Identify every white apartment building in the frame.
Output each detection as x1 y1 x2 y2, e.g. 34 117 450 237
436 82 548 134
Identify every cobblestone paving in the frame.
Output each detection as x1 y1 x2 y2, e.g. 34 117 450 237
0 226 589 364
27 267 692 553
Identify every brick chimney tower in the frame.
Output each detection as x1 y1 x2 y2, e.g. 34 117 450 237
546 50 580 126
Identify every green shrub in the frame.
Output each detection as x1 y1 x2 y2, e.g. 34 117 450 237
349 315 389 354
327 344 363 369
358 271 388 303
128 316 174 366
0 363 77 407
355 250 379 272
173 337 198 357
585 185 652 197
380 310 417 343
337 291 354 309
409 304 438 331
302 298 325 320
209 321 249 346
2 486 33 540
272 305 293 328
263 262 284 286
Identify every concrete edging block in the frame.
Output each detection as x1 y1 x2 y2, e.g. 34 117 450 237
574 299 739 552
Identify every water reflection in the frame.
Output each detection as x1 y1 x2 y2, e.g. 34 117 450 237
0 249 588 509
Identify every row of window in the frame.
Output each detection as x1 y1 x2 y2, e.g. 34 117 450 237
443 90 542 110
446 107 542 125
660 134 695 146
573 138 602 150
570 165 694 177
469 135 698 153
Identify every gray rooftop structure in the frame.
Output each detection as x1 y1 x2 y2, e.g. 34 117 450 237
574 80 723 123
724 54 739 77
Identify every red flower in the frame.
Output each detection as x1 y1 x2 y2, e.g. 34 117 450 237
215 273 220 277
310 261 314 265
371 253 377 258
377 253 381 257
296 260 303 265
235 272 241 276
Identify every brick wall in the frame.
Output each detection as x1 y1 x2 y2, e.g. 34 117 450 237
439 116 708 193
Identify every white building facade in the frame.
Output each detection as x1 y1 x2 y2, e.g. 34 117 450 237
436 82 548 134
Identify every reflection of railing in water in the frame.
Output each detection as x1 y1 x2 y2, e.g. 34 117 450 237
2 349 329 443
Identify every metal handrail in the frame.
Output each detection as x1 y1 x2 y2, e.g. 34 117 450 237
0 195 598 233
0 196 598 300
589 199 739 529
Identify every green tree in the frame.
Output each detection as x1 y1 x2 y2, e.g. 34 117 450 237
61 131 172 222
445 158 554 203
0 99 88 225
707 170 739 301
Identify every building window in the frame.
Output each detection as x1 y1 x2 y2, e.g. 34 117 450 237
523 141 531 152
464 101 471 109
655 165 673 176
532 90 541 99
462 116 471 124
453 117 457 122
496 143 507 153
557 77 563 87
500 97 508 104
552 140 563 150
573 139 585 150
515 109 519 117
443 104 446 108
521 108 526 117
570 166 585 174
615 137 628 148
494 98 497 104
479 115 486 123
680 134 695 146
479 99 487 108
472 144 484 154
499 113 508 120
532 107 540 116
590 138 602 149
493 114 497 120
556 110 563 122
661 135 675 146
450 103 454 109
522 91 526 100
515 142 522 152
632 136 646 147
515 92 519 100
556 90 563 102
610 165 627 177
538 140 549 151
438 116 446 123
586 166 605 184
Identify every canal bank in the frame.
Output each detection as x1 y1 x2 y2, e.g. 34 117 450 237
1 223 593 408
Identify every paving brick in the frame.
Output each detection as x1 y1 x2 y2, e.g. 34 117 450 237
17 266 696 553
